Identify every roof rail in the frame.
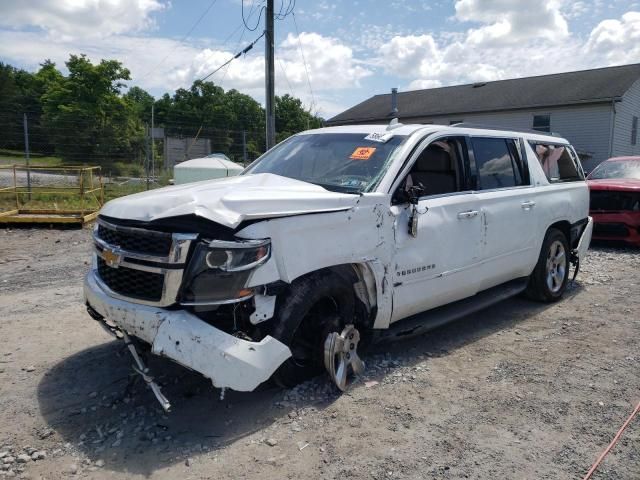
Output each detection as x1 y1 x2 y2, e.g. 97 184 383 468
449 122 562 137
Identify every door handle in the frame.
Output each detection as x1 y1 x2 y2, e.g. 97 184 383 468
457 210 479 219
521 201 536 210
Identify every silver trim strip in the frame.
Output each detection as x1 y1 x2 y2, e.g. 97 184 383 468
206 238 270 249
179 292 256 306
93 219 198 307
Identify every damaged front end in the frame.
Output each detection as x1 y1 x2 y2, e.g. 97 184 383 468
84 217 292 405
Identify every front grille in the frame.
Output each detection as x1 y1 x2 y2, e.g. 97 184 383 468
93 219 196 306
97 257 164 301
593 223 629 238
590 191 640 212
97 224 172 256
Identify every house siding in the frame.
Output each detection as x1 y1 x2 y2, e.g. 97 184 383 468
406 104 612 172
612 78 640 158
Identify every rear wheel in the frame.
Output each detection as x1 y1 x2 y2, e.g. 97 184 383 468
271 271 355 387
526 228 570 302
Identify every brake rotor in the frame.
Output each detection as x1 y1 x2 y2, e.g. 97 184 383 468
323 324 365 391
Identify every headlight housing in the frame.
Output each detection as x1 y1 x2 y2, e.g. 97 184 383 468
179 239 271 305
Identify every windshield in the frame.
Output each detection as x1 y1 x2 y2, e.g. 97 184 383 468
243 133 407 193
588 160 640 180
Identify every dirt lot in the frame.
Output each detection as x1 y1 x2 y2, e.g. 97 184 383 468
0 226 638 480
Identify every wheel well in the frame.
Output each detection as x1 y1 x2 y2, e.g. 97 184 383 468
548 221 571 245
287 264 376 329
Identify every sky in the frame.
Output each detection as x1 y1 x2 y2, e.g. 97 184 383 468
0 0 639 119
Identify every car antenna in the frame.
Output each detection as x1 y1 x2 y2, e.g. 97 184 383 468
386 118 404 131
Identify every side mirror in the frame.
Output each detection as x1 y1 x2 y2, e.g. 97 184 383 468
407 184 425 205
406 183 426 238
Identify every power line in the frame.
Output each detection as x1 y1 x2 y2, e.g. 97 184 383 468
291 11 316 113
220 24 247 85
275 0 295 19
199 31 265 82
277 58 293 93
139 0 219 80
242 0 266 31
193 1 264 84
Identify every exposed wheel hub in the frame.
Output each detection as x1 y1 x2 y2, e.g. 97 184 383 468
324 324 365 391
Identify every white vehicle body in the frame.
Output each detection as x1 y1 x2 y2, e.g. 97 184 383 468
84 123 593 394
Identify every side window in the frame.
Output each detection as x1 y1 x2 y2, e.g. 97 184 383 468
394 136 466 202
528 142 585 182
632 116 638 146
533 115 551 132
471 137 527 190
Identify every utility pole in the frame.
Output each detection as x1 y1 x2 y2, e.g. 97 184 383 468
23 113 32 200
151 103 155 179
145 124 150 191
242 130 248 165
265 0 276 150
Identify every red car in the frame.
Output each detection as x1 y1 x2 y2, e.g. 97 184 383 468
587 156 640 246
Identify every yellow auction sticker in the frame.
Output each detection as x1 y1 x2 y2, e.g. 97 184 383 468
349 147 376 160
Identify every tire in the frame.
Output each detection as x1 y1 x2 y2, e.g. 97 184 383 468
271 270 355 388
526 228 570 302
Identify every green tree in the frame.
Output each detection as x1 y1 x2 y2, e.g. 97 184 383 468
41 54 144 165
153 80 267 161
275 94 323 143
125 86 154 123
0 61 62 153
0 63 23 150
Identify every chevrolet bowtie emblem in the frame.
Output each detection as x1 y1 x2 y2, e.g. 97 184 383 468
102 248 122 268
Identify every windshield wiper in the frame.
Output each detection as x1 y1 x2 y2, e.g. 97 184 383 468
310 182 361 194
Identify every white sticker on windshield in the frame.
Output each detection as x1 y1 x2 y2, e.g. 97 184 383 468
364 132 394 143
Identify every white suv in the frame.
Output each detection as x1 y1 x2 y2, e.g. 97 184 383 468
84 123 592 408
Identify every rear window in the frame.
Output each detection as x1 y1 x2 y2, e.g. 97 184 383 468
471 137 528 190
528 142 584 182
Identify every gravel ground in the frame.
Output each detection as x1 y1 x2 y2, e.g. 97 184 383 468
0 227 638 480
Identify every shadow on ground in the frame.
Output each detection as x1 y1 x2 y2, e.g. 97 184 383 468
36 282 584 476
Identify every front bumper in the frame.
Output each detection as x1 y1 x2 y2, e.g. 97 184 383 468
84 270 291 391
590 211 640 246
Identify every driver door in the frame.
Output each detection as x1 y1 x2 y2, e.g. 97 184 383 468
390 136 483 323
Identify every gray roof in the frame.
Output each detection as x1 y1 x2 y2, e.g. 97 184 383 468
328 63 640 125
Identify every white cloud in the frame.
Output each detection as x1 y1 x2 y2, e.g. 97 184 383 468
564 1 589 19
175 32 372 116
455 0 569 45
379 35 440 79
585 11 640 64
0 0 166 40
378 33 507 87
0 28 370 117
281 32 371 89
379 5 640 92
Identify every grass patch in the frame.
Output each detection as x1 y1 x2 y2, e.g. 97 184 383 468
0 149 64 167
0 180 167 212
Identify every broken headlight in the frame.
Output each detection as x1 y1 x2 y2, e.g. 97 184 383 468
179 239 271 305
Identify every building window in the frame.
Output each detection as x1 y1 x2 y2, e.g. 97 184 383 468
533 115 551 132
632 116 638 145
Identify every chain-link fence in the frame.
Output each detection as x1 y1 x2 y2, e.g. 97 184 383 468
0 108 265 189
0 107 267 222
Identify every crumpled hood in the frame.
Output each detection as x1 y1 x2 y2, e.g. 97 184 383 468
100 173 359 229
